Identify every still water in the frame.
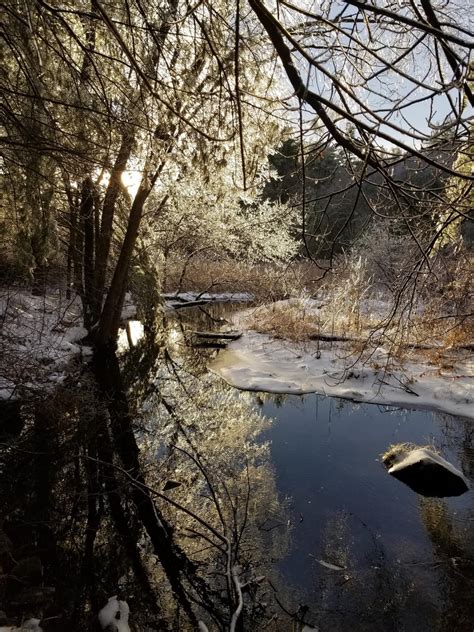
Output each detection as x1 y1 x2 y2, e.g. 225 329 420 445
169 300 474 630
0 301 472 631
259 394 473 630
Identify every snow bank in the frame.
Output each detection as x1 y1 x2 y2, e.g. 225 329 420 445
98 596 130 632
0 289 143 398
0 289 90 400
210 331 474 419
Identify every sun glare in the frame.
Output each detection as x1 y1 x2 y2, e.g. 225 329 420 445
121 170 142 198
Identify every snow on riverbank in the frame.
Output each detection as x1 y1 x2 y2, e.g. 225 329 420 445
210 330 474 419
0 287 145 399
0 289 90 400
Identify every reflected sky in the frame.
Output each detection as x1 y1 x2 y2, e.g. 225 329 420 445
259 393 474 630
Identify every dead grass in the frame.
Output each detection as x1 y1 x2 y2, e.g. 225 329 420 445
163 258 326 302
164 249 472 356
244 299 322 341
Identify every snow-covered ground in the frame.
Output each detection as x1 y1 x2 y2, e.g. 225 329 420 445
210 327 474 420
0 288 90 400
3 289 472 419
0 288 140 400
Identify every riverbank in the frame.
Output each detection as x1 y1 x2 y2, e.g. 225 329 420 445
210 300 474 419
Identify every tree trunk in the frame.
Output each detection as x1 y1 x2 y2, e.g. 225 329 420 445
92 130 135 323
96 185 148 345
81 177 95 328
65 182 77 300
74 185 84 298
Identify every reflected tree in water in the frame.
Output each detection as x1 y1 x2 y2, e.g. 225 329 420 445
0 312 294 630
420 498 474 631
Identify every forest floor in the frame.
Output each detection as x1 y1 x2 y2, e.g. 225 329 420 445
0 287 89 400
0 287 137 401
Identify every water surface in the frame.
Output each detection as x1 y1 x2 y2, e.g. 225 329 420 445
258 393 473 631
1 300 472 631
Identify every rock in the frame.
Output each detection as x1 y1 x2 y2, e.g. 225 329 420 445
382 444 469 497
98 596 130 632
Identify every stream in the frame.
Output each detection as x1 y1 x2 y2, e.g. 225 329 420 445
0 300 472 631
259 394 473 630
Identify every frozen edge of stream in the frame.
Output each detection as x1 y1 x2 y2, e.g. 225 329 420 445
209 331 474 420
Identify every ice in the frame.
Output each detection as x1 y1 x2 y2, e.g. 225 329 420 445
210 331 474 419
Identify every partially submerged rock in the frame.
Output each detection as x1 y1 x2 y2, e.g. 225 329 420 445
382 444 470 497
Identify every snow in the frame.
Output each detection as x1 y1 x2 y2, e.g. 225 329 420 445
0 620 42 632
209 330 474 419
0 289 90 400
98 596 130 632
0 288 144 398
388 447 470 487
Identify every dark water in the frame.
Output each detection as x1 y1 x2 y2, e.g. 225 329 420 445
0 300 472 631
259 394 474 630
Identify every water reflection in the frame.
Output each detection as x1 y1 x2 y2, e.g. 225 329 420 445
260 393 473 631
1 301 472 631
0 302 293 630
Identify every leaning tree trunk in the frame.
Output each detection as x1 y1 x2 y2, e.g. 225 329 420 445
96 185 149 346
92 130 136 324
81 177 95 328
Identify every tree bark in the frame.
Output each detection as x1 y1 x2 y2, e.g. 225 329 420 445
92 129 135 323
81 177 95 327
96 184 148 345
65 182 77 300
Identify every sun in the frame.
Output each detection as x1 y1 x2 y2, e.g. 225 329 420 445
121 169 143 198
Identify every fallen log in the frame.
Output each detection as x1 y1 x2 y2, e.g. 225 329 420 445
308 332 474 351
170 299 211 309
308 333 363 343
191 341 228 349
193 331 242 340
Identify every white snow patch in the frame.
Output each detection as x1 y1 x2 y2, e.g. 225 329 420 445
98 596 130 632
388 448 470 488
0 288 145 398
0 289 90 400
209 331 474 419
